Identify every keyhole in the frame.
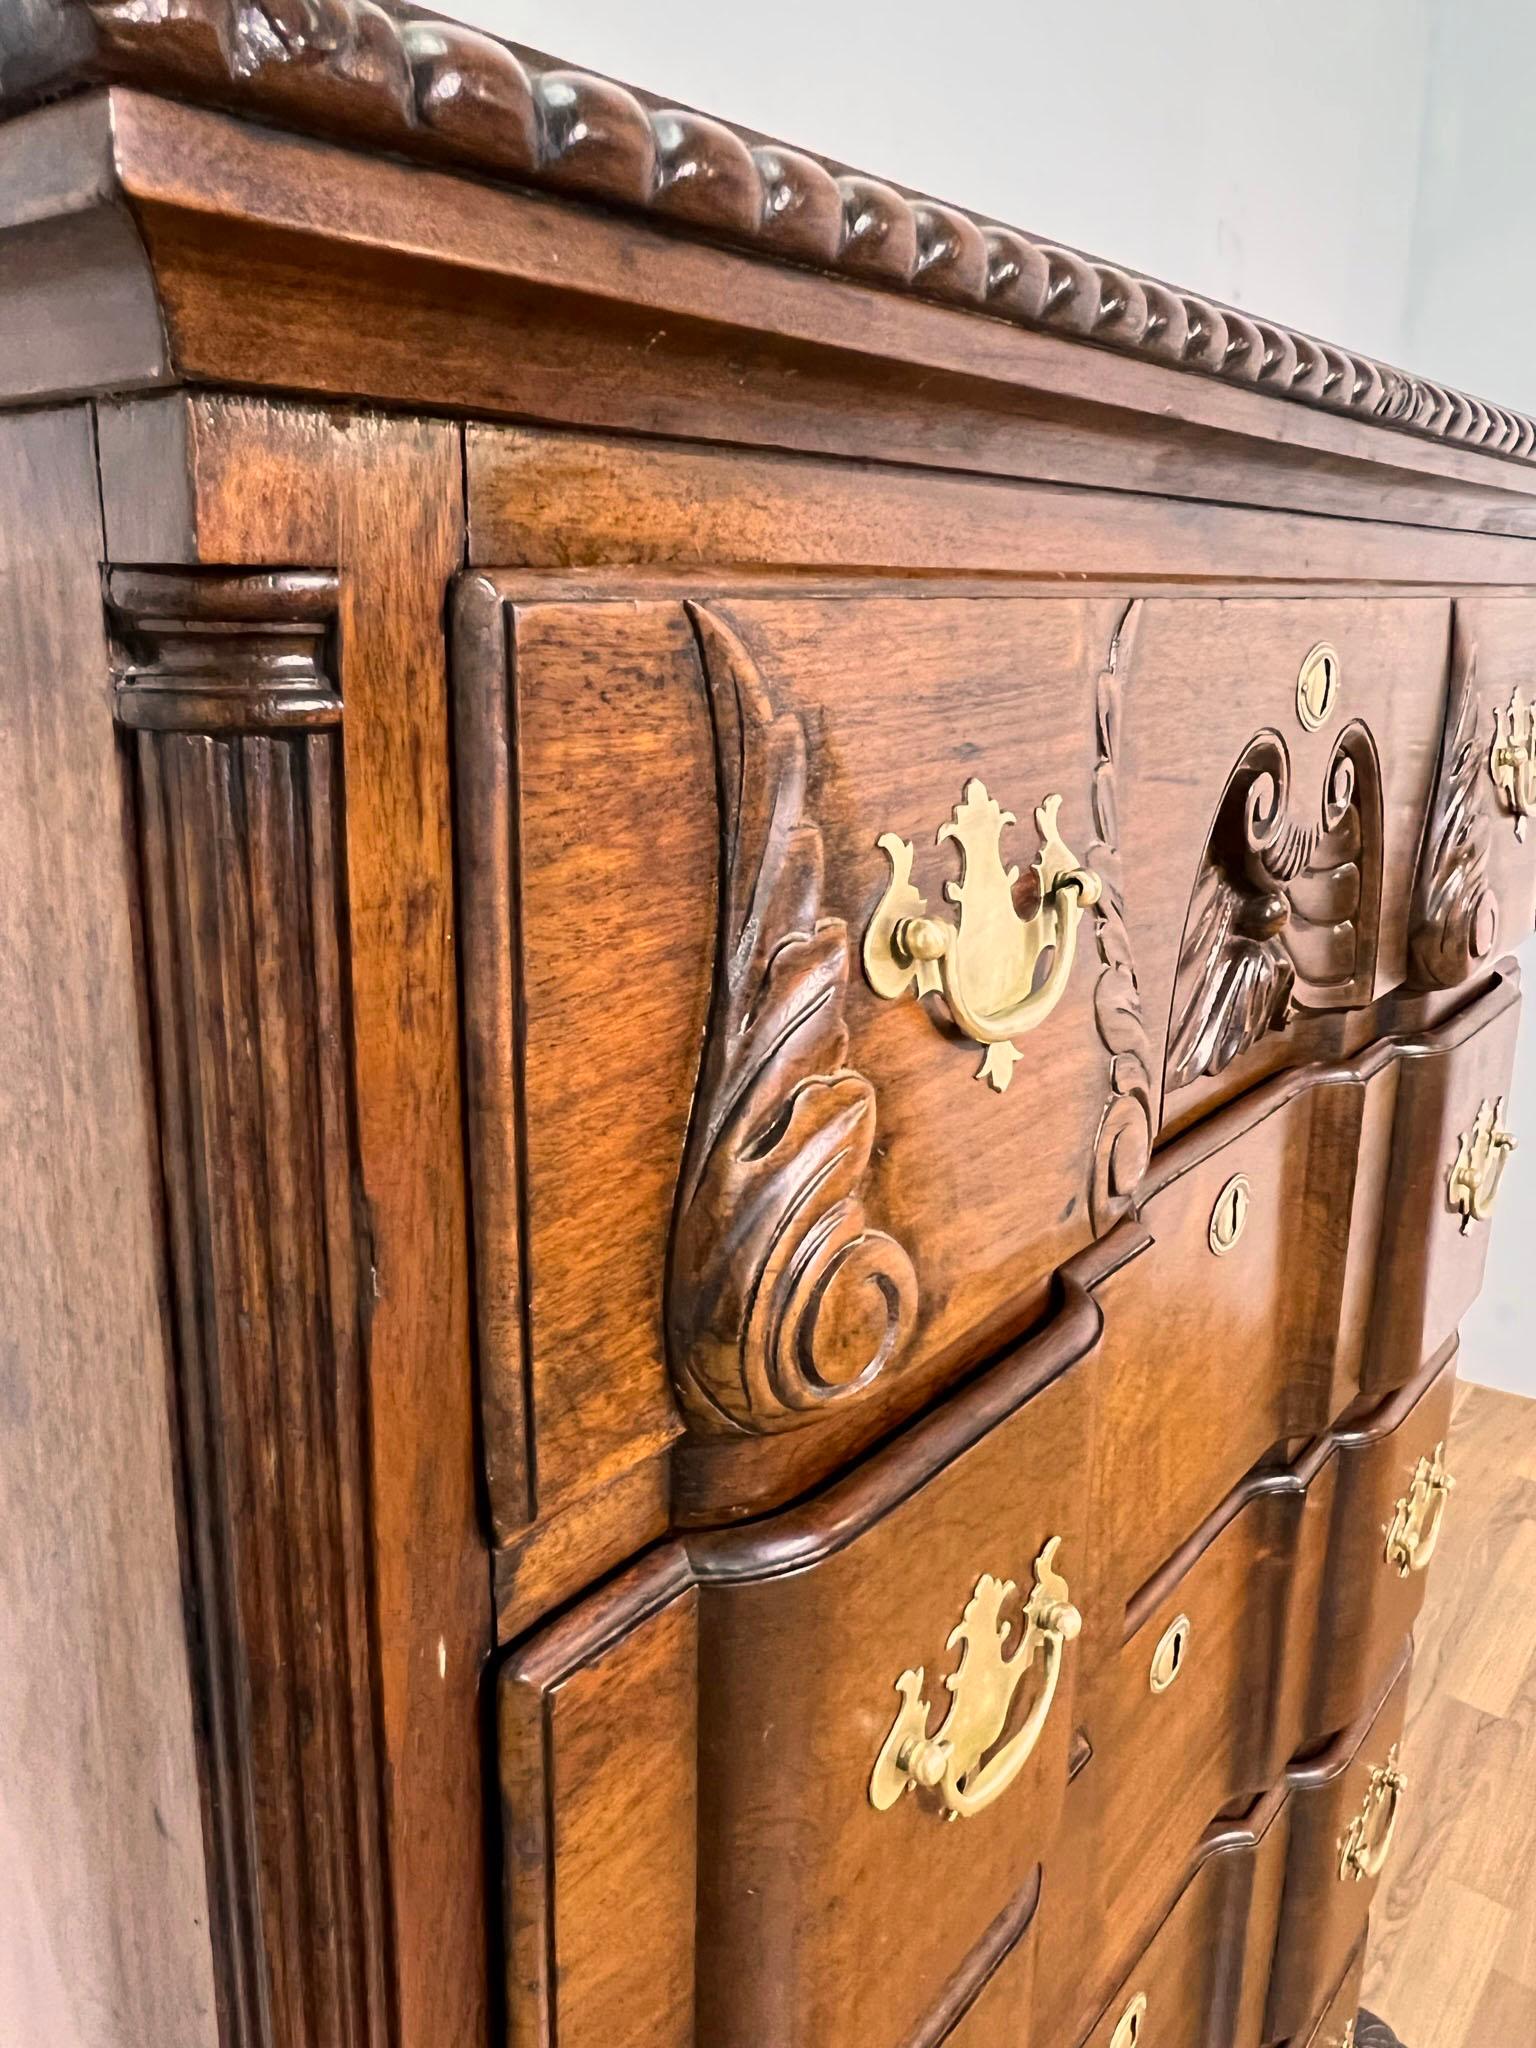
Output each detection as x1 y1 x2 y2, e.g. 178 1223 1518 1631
1208 1173 1251 1256
1150 1612 1191 1694
1297 642 1341 731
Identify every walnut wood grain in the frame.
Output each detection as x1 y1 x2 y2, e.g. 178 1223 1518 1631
6 0 1536 476
112 567 389 2048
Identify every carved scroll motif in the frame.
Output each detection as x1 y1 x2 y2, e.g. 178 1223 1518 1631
1087 602 1154 1233
111 570 390 2048
1166 725 1383 1091
1408 609 1499 989
667 605 918 1434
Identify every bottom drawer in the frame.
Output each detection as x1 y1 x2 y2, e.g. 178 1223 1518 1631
1264 1649 1413 2043
1299 1945 1366 2048
1076 1784 1291 2048
1307 1345 1457 1742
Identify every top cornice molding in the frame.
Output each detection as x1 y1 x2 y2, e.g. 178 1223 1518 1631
5 0 1534 467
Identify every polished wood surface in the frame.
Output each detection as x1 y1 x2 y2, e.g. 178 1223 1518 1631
7 12 1533 2047
1363 1381 1536 2047
0 405 220 2048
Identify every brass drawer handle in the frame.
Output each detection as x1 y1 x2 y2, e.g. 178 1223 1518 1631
869 1538 1081 1819
1110 1992 1148 2048
863 781 1101 1093
1490 686 1536 839
1448 1097 1516 1230
1385 1442 1454 1577
1338 1745 1406 1882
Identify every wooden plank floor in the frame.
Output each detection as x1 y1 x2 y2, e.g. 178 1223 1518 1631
1362 1379 1536 2043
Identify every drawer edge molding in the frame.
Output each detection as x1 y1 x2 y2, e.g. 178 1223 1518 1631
1407 603 1500 991
668 601 920 1434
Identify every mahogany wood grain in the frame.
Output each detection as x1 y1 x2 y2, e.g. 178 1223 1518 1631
1094 1067 1361 1605
1303 1948 1367 2048
94 392 492 2048
467 426 1536 587
0 403 220 2048
1307 1346 1460 1742
499 1551 698 2048
2 33 1528 2048
11 70 1536 548
1094 1445 1335 1967
1365 967 1521 1390
1074 1785 1293 2048
1265 1650 1414 2044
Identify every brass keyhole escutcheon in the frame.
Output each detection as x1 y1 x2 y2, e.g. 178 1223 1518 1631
1297 642 1341 732
1208 1174 1251 1256
1110 1992 1148 2048
1149 1613 1191 1694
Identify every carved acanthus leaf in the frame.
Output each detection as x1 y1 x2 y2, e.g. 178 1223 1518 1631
1166 727 1381 1092
667 604 917 1434
1408 609 1499 989
1088 601 1153 1232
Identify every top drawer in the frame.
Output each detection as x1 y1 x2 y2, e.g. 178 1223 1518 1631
454 580 1453 1602
1410 599 1536 993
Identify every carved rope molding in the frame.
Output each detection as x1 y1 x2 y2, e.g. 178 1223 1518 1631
111 567 391 2048
5 0 1536 467
667 603 918 1434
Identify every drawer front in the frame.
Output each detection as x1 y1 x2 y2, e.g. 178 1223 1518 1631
1094 1068 1361 1603
1301 1946 1366 2048
1093 1455 1333 1959
1307 1347 1459 1742
1366 966 1521 1388
455 580 1457 1600
1077 1789 1292 2048
499 1285 1105 2048
1264 1652 1413 2044
1116 597 1447 1133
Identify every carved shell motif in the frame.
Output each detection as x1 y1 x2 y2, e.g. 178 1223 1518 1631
1407 608 1499 988
666 605 918 1434
1166 726 1382 1091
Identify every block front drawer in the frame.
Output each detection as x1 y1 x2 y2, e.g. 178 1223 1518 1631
499 1281 1106 2048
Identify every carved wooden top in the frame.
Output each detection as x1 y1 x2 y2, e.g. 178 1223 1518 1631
5 0 1536 467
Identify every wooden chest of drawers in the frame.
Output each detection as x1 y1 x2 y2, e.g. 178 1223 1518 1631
4 10 1533 2048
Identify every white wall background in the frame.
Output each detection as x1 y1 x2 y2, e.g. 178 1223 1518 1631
451 0 1536 1395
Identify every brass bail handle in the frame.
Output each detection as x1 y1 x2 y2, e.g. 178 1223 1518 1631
1339 1746 1407 1883
1385 1442 1455 1578
869 1538 1082 1820
1490 685 1536 840
863 781 1101 1093
1448 1097 1517 1231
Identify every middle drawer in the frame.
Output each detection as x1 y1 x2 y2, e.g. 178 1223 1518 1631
1088 1448 1334 1971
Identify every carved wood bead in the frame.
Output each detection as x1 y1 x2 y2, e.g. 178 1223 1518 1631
110 567 389 2048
